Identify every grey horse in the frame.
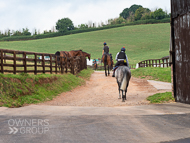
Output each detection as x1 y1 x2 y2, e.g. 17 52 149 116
115 66 131 102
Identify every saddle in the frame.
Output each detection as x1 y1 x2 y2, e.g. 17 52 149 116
113 63 128 72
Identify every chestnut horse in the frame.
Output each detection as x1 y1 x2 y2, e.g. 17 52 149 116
55 51 70 71
102 54 112 76
68 50 91 61
68 50 83 57
81 51 91 61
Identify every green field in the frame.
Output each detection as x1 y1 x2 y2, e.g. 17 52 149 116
0 23 170 64
131 67 171 82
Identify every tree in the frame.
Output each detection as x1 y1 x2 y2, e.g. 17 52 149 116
134 7 150 21
78 24 88 29
116 17 126 24
154 8 166 20
12 30 22 36
120 4 142 19
22 28 31 36
56 18 74 33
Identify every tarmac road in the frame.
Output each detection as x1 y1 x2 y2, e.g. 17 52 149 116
0 103 190 143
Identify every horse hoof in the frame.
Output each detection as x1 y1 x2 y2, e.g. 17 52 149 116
118 97 121 99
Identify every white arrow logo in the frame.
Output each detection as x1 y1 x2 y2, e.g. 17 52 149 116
9 127 18 134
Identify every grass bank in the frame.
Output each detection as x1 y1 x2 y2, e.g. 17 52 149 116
0 69 93 107
147 92 175 103
131 67 171 83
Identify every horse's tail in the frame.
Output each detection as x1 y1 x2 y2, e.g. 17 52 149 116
120 74 127 91
120 68 131 91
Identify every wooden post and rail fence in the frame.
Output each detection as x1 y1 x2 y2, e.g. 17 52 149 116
138 56 170 68
89 56 170 70
0 49 87 75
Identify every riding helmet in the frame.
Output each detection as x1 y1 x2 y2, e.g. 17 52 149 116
103 42 107 45
121 47 125 51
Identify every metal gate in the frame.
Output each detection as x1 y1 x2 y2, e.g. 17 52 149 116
171 0 190 103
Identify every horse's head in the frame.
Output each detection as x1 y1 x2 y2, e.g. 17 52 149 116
87 54 91 61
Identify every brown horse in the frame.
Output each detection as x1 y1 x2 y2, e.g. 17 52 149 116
102 54 112 76
68 50 83 57
55 51 69 71
81 51 91 61
68 50 91 61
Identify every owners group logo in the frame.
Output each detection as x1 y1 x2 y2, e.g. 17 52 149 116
8 119 49 135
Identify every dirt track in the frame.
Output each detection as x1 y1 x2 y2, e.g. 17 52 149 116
41 71 171 107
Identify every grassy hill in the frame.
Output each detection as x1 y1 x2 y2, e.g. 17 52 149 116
0 23 170 64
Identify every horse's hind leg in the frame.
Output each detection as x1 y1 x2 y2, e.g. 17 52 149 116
122 90 125 102
104 63 107 76
118 87 121 99
108 65 110 76
124 90 127 101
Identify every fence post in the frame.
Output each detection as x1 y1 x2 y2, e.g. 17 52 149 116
71 58 74 74
13 52 16 74
152 60 153 67
162 59 165 68
50 55 52 74
34 53 37 75
155 60 157 67
167 58 169 67
65 57 67 73
23 52 27 73
80 56 83 70
60 57 63 74
3 53 6 63
78 57 81 72
55 56 57 74
1 50 4 74
149 60 150 67
42 54 45 74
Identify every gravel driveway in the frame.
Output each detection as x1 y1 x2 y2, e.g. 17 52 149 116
40 71 172 107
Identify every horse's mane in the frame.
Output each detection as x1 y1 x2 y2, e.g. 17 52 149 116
82 51 90 55
55 51 60 56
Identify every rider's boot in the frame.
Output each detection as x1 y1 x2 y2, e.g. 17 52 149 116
112 71 115 77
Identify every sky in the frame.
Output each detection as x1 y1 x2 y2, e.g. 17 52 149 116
0 0 170 34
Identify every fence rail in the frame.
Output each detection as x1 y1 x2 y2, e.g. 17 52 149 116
0 49 87 75
138 57 170 68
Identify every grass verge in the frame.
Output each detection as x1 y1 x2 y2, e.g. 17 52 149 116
77 68 94 80
131 67 171 82
147 92 174 103
0 68 93 107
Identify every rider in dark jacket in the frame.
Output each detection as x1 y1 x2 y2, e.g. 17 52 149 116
112 47 129 77
102 42 109 56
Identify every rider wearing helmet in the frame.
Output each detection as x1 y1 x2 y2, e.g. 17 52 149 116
102 42 109 56
112 47 129 77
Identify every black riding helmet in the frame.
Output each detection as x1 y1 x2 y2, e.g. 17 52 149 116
121 47 125 52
